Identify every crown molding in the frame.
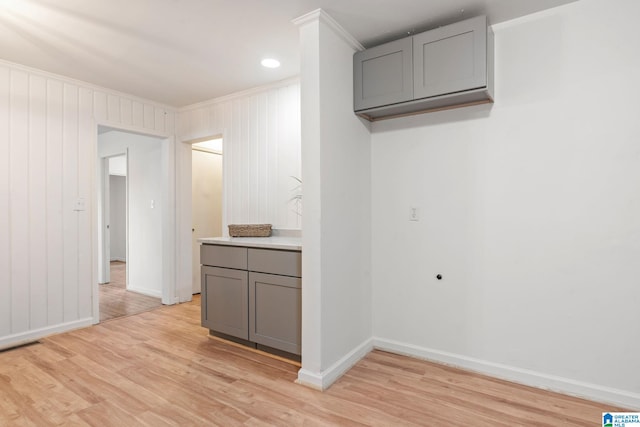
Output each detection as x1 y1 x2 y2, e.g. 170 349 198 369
292 9 364 52
178 76 300 112
0 58 176 112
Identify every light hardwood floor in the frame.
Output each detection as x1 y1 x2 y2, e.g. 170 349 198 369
99 261 163 322
0 296 627 426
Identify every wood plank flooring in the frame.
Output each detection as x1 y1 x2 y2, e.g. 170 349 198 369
99 261 162 322
0 295 628 426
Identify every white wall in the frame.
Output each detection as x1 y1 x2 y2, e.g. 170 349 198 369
178 79 301 232
295 10 372 390
109 175 127 262
371 0 640 407
0 59 175 349
99 131 165 298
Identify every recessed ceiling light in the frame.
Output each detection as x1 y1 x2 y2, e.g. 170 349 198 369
261 58 280 68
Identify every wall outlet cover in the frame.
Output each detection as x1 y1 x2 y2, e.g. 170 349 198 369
409 206 420 221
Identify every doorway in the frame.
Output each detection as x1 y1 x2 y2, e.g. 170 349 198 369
97 128 168 321
191 137 223 294
108 154 127 285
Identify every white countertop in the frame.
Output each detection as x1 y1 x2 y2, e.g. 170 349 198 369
198 236 301 251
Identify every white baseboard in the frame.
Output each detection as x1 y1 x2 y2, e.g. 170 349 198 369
297 338 373 390
127 286 162 299
0 318 94 351
296 369 324 390
373 337 640 410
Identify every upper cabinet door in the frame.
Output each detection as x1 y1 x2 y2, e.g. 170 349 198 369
354 37 413 111
413 15 487 100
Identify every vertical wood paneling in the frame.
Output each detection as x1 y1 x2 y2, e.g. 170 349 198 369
189 108 207 140
232 99 245 223
93 91 107 123
256 93 268 222
9 70 30 334
177 81 301 231
143 104 154 129
154 108 165 134
120 98 133 126
46 79 64 326
62 83 79 322
266 91 279 225
221 103 233 229
210 104 220 132
0 66 11 336
177 109 190 138
28 74 48 330
280 84 301 228
77 88 93 319
107 94 120 123
0 60 179 347
165 110 176 135
247 97 256 222
132 101 144 128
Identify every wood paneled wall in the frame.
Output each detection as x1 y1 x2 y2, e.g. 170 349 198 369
0 60 176 348
178 79 301 231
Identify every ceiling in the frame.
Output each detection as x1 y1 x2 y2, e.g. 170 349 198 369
0 0 578 107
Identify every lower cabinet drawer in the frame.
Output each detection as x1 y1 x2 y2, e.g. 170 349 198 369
249 272 301 355
201 245 247 270
248 248 301 277
201 266 248 340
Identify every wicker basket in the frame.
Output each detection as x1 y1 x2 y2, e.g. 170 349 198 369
228 224 272 237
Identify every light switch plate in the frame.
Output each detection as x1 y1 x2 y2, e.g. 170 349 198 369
409 206 419 221
74 197 86 211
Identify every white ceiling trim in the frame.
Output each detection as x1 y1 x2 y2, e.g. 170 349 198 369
179 76 301 113
292 9 364 52
0 58 176 113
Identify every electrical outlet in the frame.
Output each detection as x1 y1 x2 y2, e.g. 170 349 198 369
409 206 419 221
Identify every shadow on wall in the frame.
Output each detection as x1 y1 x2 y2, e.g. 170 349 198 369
372 102 493 133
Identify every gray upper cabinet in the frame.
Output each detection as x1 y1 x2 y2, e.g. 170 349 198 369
413 15 487 99
354 15 493 121
354 37 413 111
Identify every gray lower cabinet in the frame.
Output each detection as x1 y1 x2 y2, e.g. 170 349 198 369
201 266 248 340
201 244 301 357
249 272 301 355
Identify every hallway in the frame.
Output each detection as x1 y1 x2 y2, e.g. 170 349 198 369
99 261 162 322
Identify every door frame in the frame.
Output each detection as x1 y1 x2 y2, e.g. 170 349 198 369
190 136 224 294
98 152 128 285
92 122 180 324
